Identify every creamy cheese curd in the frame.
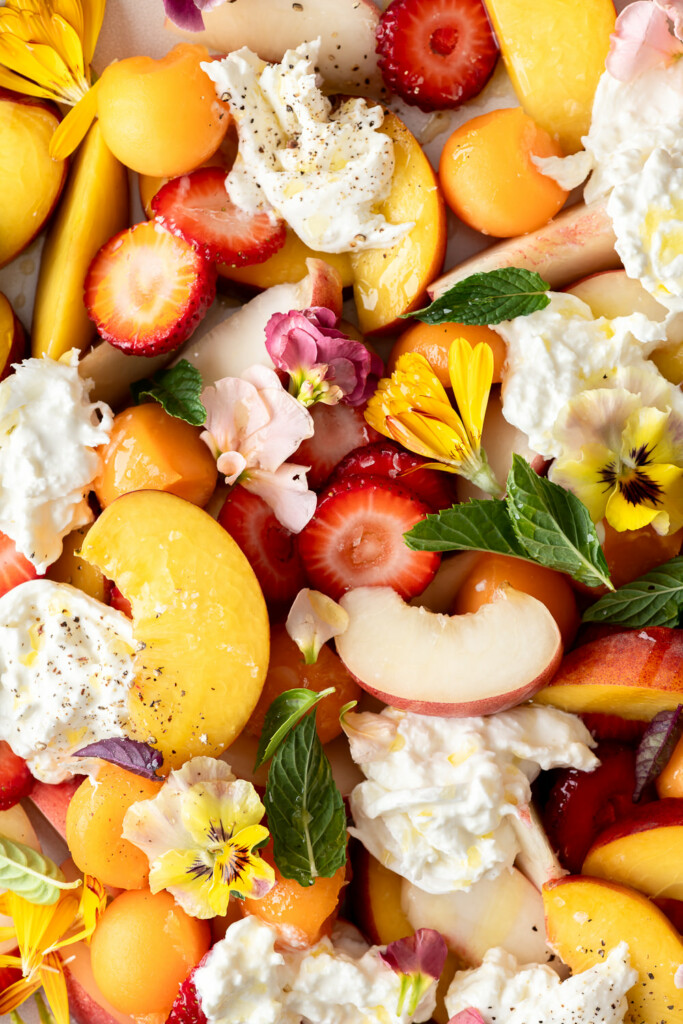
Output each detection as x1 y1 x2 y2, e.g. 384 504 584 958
0 579 136 782
0 353 112 571
496 292 674 458
347 706 597 895
193 916 436 1024
201 41 412 254
445 944 637 1024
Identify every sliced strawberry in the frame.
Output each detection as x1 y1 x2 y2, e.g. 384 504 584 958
152 168 287 267
580 712 647 745
0 530 37 599
376 0 499 111
299 473 439 601
0 740 33 810
84 221 216 356
294 402 381 490
166 964 208 1024
109 583 133 619
218 486 308 608
541 742 649 875
0 964 23 994
327 440 456 512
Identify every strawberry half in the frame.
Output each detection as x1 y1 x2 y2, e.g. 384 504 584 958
0 530 38 599
0 740 33 811
299 473 439 601
327 440 456 512
218 486 308 608
376 0 499 111
84 221 216 356
152 168 287 267
166 965 208 1024
294 402 381 490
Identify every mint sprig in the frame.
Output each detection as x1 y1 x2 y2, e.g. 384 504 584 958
408 268 551 326
583 556 683 628
264 712 347 886
405 456 613 590
254 687 335 770
131 360 206 426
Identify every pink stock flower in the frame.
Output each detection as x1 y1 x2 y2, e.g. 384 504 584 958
265 307 383 408
200 365 316 533
607 0 683 81
163 0 226 31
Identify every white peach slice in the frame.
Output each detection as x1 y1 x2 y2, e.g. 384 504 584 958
336 586 562 716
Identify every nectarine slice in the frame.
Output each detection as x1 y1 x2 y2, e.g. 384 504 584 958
352 845 413 946
47 524 109 603
0 292 25 381
544 875 683 1024
80 491 269 769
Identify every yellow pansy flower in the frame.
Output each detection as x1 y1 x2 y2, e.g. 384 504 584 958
365 338 503 497
123 756 275 920
0 0 106 159
0 876 106 1024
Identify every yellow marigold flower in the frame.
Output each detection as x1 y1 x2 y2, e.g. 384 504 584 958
0 876 106 1024
550 375 683 535
0 0 106 159
365 338 503 497
122 756 275 920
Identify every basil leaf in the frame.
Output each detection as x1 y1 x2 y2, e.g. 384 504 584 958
506 455 613 590
0 837 81 905
264 713 346 886
404 498 527 555
408 268 551 326
583 556 683 628
131 360 206 426
254 687 335 770
74 737 164 780
634 706 683 801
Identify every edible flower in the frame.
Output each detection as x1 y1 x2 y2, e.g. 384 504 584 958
265 307 383 408
286 588 349 664
200 365 316 533
606 0 683 82
365 339 503 497
379 930 447 1017
163 0 225 32
0 0 106 159
0 876 106 1024
549 376 683 535
340 708 402 763
122 756 275 919
447 1012 487 1024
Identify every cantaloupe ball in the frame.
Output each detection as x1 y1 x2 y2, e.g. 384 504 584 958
90 889 211 1015
96 44 230 177
389 321 506 386
438 107 569 237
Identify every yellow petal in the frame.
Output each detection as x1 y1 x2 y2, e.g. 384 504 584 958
47 13 86 80
52 0 85 38
0 974 42 1016
605 488 659 532
215 843 275 901
621 405 676 465
49 81 98 160
0 34 74 95
0 62 58 98
180 779 265 848
150 849 209 895
550 444 615 524
448 338 492 446
40 953 70 1024
81 0 105 66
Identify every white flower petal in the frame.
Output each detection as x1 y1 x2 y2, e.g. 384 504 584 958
244 464 317 533
286 588 349 663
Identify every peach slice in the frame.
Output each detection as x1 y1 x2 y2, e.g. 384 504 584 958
80 491 269 769
351 112 447 336
222 228 354 290
534 627 683 720
543 875 683 1024
31 121 129 360
0 89 68 268
0 291 26 382
28 777 82 840
351 845 414 946
47 525 109 604
583 799 683 901
336 585 562 716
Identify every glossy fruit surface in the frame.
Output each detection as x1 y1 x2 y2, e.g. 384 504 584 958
327 441 457 512
388 320 506 386
294 402 381 490
0 530 38 599
0 741 33 811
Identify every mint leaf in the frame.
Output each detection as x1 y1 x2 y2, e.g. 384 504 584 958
264 712 346 885
583 556 683 628
408 268 551 326
131 360 206 426
404 498 526 555
634 706 683 801
506 456 613 590
254 687 335 770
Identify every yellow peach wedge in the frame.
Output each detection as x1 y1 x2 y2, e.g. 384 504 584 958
47 524 109 604
80 491 269 770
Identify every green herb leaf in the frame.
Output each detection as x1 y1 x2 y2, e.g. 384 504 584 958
506 455 613 590
0 836 81 905
404 498 527 555
264 713 347 886
131 360 206 426
583 556 683 628
408 268 551 326
254 687 335 770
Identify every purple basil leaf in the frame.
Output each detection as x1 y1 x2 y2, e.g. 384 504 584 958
74 738 164 780
634 704 683 801
379 928 448 981
163 0 205 31
448 1011 487 1024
